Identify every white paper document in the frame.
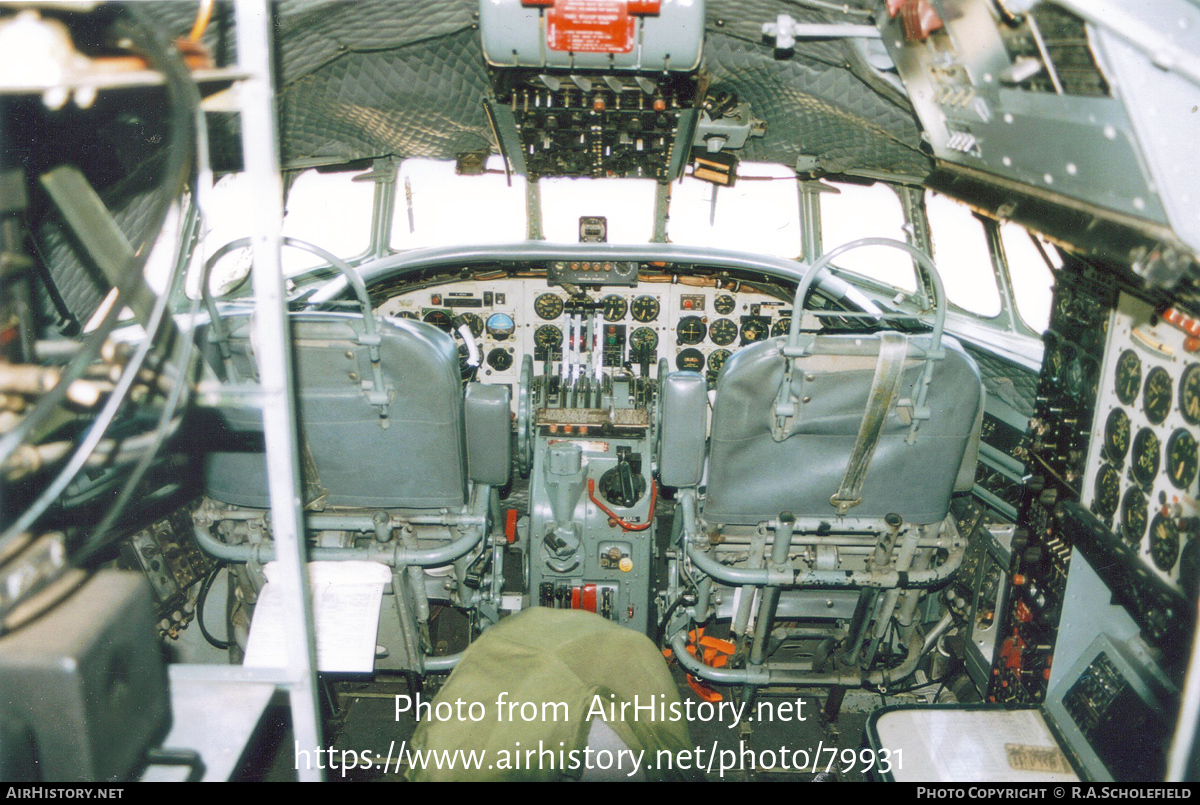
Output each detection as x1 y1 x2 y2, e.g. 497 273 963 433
244 560 392 673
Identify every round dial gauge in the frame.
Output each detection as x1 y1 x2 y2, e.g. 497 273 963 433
631 295 660 323
1150 513 1181 572
1104 408 1131 464
1045 339 1070 384
459 312 484 338
1180 363 1200 425
709 318 738 346
395 311 419 320
534 293 564 320
1121 487 1148 545
676 316 707 345
740 318 768 344
486 312 515 340
422 309 453 331
1143 366 1173 425
714 294 736 315
1092 463 1121 519
630 326 658 353
456 343 471 373
1167 428 1199 490
486 348 513 372
1066 357 1095 398
675 348 705 372
601 295 628 322
1132 428 1161 487
1114 349 1142 405
707 348 731 377
534 324 563 351
771 317 792 338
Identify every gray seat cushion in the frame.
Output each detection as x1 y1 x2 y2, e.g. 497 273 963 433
203 312 468 509
703 332 983 525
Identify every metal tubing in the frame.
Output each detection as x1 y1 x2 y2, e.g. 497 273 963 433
671 629 924 688
194 486 492 567
685 532 964 590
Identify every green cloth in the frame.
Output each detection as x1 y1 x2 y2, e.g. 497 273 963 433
407 608 694 781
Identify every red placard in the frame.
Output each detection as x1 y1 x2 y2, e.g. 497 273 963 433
547 0 636 53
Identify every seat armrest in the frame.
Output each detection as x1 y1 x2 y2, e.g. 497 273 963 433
465 383 512 486
659 371 708 488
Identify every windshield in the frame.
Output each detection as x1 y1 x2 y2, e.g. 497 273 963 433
198 158 1055 339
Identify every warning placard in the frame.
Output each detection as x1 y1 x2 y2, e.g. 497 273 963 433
547 0 636 53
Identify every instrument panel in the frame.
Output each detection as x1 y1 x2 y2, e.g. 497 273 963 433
1081 293 1200 596
373 275 795 393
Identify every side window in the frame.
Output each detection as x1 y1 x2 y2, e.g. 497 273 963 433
819 182 915 292
281 169 375 269
999 223 1057 334
391 158 526 249
925 191 1001 318
198 168 375 296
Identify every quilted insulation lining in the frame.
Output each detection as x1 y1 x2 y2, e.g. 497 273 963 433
143 0 929 176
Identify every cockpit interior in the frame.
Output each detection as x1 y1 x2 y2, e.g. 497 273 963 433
1 0 1199 784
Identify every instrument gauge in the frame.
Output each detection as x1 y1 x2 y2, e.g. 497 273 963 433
1092 463 1121 520
1180 363 1200 425
714 294 736 315
630 327 659 354
1167 428 1198 490
460 312 484 338
709 318 738 346
1143 366 1173 425
1065 356 1095 398
486 312 516 340
771 318 792 338
534 324 563 352
456 343 471 373
740 316 769 345
707 348 731 379
1121 487 1148 545
534 293 564 320
395 311 419 320
677 316 707 345
601 295 628 322
1150 513 1181 572
1115 349 1141 405
1044 338 1069 384
1132 428 1161 487
1103 408 1131 464
675 348 705 372
631 295 660 323
486 348 513 372
422 309 453 331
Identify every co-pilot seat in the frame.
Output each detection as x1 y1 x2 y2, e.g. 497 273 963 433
659 238 984 689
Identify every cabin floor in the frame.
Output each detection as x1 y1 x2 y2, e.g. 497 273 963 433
234 672 886 782
220 476 956 781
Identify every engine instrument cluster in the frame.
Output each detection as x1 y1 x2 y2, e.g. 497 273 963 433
1081 294 1200 593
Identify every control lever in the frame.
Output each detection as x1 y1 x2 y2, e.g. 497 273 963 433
598 447 646 508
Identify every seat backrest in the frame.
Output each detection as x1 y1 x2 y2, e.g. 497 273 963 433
203 312 469 509
703 331 984 526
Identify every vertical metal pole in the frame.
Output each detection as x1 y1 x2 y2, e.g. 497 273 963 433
234 0 324 781
897 185 934 311
652 180 671 243
526 178 544 241
797 179 823 261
